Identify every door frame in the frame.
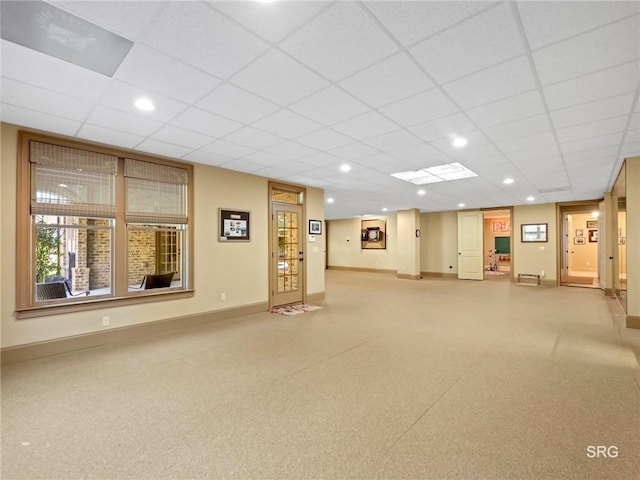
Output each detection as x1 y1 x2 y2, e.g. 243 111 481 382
482 207 514 281
268 181 307 309
556 201 601 287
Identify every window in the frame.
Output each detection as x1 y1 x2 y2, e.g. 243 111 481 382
17 132 193 316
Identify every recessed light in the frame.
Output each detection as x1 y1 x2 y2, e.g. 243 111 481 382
382 207 388 212
58 183 68 188
339 164 351 172
326 198 334 204
417 189 426 196
592 211 600 217
527 196 535 202
458 203 465 208
134 98 155 111
503 178 514 185
452 137 467 148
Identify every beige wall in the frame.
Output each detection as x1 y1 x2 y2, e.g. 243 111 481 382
626 157 639 317
327 215 397 271
512 204 558 281
1 123 325 348
420 211 459 275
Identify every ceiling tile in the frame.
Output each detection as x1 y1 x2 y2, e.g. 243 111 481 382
339 53 434 108
212 1 330 43
289 86 369 126
543 61 639 111
252 109 322 139
1 78 92 121
496 131 557 154
409 112 478 142
172 107 243 138
560 132 624 155
218 159 266 175
380 88 459 127
152 125 215 150
53 1 167 41
77 124 144 149
465 90 545 128
182 150 230 167
483 114 552 143
363 129 423 152
518 1 639 50
295 128 354 150
296 152 347 169
366 1 494 47
1 40 110 102
280 2 399 81
85 106 163 137
198 84 279 124
410 3 524 83
99 80 188 122
556 115 629 144
224 126 285 151
114 44 221 104
443 56 536 109
332 111 399 140
137 138 193 159
230 49 329 106
550 92 635 129
389 143 442 162
263 141 318 160
142 2 268 78
0 103 81 136
201 139 255 159
328 142 379 160
507 145 561 164
533 15 640 86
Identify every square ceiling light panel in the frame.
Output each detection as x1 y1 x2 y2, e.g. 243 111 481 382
1 1 133 77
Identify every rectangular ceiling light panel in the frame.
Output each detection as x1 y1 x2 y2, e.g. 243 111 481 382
1 1 133 77
391 162 478 185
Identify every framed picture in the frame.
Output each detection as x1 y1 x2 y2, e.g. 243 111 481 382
589 229 598 242
618 237 626 245
309 219 322 235
574 237 586 245
575 228 584 236
586 220 598 228
361 219 386 249
521 223 548 243
219 209 250 242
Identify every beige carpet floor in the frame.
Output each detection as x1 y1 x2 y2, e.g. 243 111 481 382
2 270 639 480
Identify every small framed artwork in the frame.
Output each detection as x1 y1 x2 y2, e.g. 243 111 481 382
575 229 583 237
586 220 598 229
618 237 626 245
361 219 386 249
521 223 548 243
309 219 322 235
574 237 586 245
219 209 250 242
589 229 598 242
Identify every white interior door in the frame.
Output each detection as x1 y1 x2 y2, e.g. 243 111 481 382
458 211 484 280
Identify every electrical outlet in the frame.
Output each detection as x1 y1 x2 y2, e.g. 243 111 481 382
220 293 226 301
102 316 110 327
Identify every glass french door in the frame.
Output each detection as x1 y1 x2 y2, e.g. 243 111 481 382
271 203 304 306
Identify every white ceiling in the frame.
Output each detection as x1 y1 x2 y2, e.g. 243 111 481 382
1 0 638 219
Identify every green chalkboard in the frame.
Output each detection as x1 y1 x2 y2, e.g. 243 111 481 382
495 236 510 254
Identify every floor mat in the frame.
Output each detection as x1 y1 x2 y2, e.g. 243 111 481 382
270 303 322 316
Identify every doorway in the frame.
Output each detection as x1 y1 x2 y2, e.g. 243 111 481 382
560 204 600 288
269 184 305 307
483 209 512 281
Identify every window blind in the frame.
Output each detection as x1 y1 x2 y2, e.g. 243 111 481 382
125 159 188 224
30 141 117 217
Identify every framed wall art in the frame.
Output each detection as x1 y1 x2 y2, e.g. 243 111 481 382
521 223 548 243
219 209 250 242
574 237 586 245
361 219 386 249
309 219 322 235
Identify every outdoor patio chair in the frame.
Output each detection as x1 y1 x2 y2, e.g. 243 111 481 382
138 272 175 290
36 278 90 301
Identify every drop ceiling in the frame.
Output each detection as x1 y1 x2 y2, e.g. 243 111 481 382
1 0 638 220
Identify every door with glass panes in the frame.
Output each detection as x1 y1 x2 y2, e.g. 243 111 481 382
271 203 304 306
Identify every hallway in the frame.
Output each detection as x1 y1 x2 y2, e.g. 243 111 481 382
2 270 639 479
